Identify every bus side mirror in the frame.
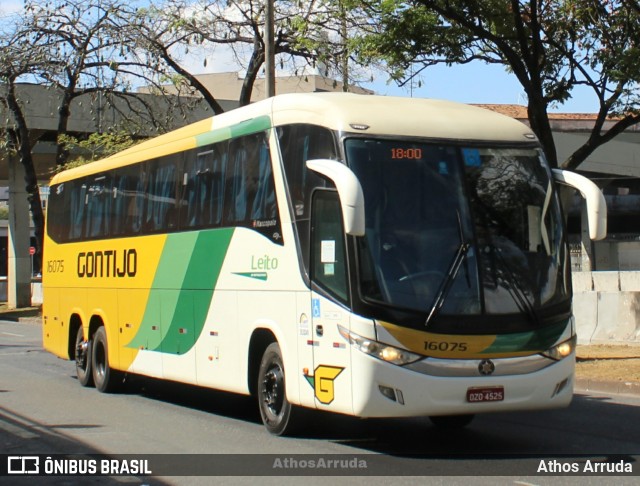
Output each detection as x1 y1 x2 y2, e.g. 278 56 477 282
552 169 607 241
306 159 365 236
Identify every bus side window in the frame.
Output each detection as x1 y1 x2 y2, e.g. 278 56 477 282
85 173 112 239
310 190 349 303
225 132 276 225
279 124 337 221
182 142 227 229
112 164 144 237
68 181 87 241
279 124 337 274
46 183 67 242
144 154 183 232
251 135 276 220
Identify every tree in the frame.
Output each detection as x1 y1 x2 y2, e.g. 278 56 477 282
128 0 374 107
123 2 227 114
19 0 190 167
0 0 204 270
360 0 640 169
0 26 48 266
56 131 140 171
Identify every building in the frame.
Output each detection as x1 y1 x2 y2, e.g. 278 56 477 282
139 72 373 101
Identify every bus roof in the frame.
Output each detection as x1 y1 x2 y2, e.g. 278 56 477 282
50 93 537 184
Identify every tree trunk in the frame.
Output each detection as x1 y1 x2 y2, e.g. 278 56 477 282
55 89 73 167
240 46 265 107
5 81 45 265
526 96 558 168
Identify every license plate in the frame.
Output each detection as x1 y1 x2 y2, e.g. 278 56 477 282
466 386 504 403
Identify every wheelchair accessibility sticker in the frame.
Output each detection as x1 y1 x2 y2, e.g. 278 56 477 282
312 298 321 318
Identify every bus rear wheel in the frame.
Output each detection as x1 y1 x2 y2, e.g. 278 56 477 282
257 342 298 436
91 326 123 393
75 326 93 387
429 414 475 429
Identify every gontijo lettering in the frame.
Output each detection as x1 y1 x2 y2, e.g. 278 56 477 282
77 249 137 278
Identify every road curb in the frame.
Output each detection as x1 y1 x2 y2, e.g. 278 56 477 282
0 307 42 323
575 377 640 397
0 315 41 323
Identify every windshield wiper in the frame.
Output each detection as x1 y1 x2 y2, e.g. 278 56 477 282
425 212 470 327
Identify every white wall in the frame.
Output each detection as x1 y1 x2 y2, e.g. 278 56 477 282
572 271 640 344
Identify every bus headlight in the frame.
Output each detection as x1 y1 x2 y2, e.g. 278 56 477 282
338 325 422 366
541 335 577 361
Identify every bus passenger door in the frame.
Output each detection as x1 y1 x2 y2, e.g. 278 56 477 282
308 190 352 414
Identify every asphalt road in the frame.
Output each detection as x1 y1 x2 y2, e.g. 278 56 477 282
1 319 639 485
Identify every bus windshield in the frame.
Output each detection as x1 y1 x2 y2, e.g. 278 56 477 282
346 138 569 329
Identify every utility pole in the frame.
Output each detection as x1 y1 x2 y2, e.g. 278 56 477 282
340 1 349 92
265 0 275 98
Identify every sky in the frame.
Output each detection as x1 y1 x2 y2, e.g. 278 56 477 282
361 63 599 114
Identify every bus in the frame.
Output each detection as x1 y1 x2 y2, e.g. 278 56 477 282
43 93 606 435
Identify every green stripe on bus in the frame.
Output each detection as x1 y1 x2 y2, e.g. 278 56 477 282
195 116 271 147
481 319 568 354
127 228 234 353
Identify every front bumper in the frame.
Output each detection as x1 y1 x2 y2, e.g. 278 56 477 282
349 349 575 418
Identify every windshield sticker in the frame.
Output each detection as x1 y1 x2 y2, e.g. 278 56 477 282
463 148 482 167
438 161 449 175
321 240 336 263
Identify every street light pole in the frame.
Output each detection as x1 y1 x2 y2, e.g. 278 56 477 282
265 0 275 98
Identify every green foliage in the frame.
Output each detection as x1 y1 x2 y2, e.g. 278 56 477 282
366 0 640 107
0 134 17 158
55 131 141 173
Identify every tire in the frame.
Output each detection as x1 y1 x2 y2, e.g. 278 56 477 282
75 325 93 387
257 342 299 436
91 326 123 393
429 414 475 429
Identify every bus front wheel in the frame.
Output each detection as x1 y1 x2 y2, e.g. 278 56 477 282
257 342 298 436
91 326 123 393
75 326 93 387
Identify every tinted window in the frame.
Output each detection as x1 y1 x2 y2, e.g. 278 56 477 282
225 132 276 224
143 154 182 233
181 142 228 229
279 124 336 221
311 190 349 303
46 131 282 245
84 174 112 239
112 163 144 236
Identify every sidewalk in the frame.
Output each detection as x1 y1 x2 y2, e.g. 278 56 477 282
0 304 42 323
2 305 639 397
575 344 640 397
